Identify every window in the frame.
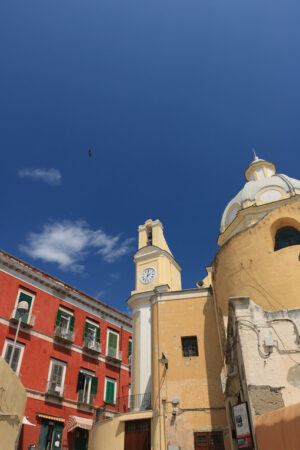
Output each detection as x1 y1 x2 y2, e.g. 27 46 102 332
83 320 101 352
13 289 35 324
77 369 98 405
54 308 75 341
181 336 199 357
2 339 25 373
127 339 132 358
104 377 117 404
274 226 300 251
47 359 66 396
106 330 119 359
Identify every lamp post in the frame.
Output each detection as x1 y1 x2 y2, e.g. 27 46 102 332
8 300 29 369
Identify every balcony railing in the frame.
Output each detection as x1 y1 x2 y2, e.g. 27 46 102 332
46 380 64 397
78 391 95 407
83 337 101 353
128 355 132 367
95 393 152 422
54 326 74 343
105 347 123 362
10 309 35 328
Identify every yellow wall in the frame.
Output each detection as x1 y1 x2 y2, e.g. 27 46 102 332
151 290 228 450
0 357 27 450
89 417 125 450
214 202 300 321
88 411 153 450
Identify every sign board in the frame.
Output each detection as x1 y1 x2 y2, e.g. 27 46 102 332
232 403 253 449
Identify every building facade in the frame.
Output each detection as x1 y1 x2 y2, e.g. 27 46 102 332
0 250 132 450
89 155 300 450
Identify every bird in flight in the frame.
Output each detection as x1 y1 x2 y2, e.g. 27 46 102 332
88 149 92 158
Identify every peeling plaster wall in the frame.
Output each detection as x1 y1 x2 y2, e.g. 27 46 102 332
231 297 300 423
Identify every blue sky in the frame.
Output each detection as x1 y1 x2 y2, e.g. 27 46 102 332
1 0 300 315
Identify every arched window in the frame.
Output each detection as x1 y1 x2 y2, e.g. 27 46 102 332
274 227 300 251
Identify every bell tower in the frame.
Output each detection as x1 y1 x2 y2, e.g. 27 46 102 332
127 219 181 409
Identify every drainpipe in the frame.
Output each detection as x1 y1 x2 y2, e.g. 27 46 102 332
118 326 123 412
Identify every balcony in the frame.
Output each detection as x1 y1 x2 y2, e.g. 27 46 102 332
95 393 152 421
46 380 64 398
128 355 132 368
77 391 95 410
54 326 74 343
83 337 101 354
105 347 123 363
10 308 35 328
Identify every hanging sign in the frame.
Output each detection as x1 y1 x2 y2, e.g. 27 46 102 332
233 402 253 449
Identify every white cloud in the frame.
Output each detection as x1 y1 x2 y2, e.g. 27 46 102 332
95 290 105 300
18 168 62 186
20 220 135 272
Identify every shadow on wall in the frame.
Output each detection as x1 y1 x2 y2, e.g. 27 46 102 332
203 298 228 445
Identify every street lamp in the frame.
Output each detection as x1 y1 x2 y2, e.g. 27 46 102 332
8 301 29 370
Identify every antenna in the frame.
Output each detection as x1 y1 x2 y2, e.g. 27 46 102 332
252 147 258 161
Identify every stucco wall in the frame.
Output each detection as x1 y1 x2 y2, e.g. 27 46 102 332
151 290 228 450
89 417 125 450
0 357 26 450
213 202 300 321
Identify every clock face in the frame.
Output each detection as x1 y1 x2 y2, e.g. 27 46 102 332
140 267 157 285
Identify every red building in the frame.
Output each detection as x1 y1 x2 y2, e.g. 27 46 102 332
0 250 132 450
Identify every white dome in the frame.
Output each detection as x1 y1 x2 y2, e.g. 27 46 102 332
220 157 300 232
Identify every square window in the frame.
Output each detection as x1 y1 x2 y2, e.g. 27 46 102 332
181 336 199 357
2 339 25 373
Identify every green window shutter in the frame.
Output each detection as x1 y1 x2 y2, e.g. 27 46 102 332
91 376 98 395
77 372 85 392
108 332 117 349
128 340 132 357
105 380 115 403
55 309 62 327
38 421 49 449
69 315 75 332
84 322 89 338
96 327 101 343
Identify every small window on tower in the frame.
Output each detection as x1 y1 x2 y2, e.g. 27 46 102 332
181 336 199 357
146 227 152 246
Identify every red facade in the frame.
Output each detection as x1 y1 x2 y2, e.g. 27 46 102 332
0 250 132 450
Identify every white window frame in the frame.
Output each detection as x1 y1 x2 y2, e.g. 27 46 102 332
57 307 74 334
47 358 67 396
106 329 119 356
104 377 117 404
78 368 95 404
86 319 99 340
13 288 35 323
2 339 25 374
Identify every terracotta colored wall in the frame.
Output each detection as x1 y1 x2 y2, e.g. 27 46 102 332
0 267 132 450
255 403 300 450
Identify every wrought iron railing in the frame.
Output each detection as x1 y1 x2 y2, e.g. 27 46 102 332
83 337 101 353
94 393 152 422
46 380 64 397
54 326 74 342
105 346 123 361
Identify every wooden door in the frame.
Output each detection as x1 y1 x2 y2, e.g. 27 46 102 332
194 432 225 450
124 419 151 450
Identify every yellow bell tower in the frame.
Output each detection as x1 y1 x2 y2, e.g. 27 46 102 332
132 219 182 295
127 219 182 409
